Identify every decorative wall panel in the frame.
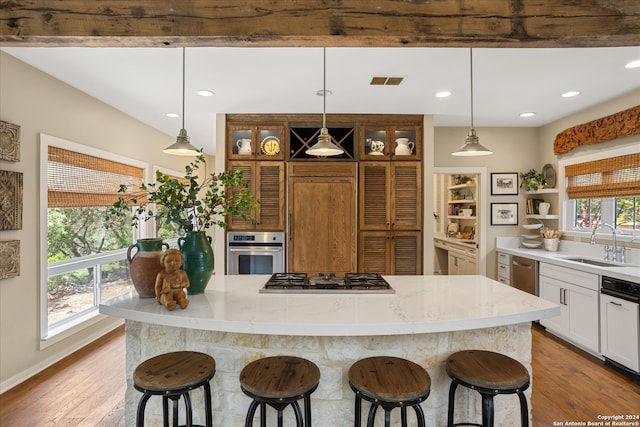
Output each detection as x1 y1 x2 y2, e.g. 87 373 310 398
553 105 640 155
0 240 20 279
0 120 20 162
0 170 23 230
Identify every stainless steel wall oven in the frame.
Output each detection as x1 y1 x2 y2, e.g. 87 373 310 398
226 231 285 275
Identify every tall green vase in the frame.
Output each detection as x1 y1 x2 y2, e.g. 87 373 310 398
178 231 214 294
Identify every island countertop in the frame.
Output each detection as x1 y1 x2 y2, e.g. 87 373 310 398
99 274 559 336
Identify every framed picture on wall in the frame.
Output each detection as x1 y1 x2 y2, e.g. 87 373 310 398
491 172 518 195
491 203 518 225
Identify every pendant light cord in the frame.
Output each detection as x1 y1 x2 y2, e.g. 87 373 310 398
181 47 186 130
470 48 474 129
322 47 327 129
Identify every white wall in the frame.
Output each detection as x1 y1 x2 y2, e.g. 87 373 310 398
0 52 194 392
433 127 541 277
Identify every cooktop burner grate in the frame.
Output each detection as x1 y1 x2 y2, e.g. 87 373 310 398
260 272 395 294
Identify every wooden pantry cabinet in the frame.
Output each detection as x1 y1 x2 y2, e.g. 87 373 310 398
225 114 423 274
287 162 357 276
226 118 286 230
358 126 423 274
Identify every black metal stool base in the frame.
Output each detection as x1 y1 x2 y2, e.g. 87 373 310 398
135 379 213 427
242 387 315 427
352 388 428 427
447 379 529 427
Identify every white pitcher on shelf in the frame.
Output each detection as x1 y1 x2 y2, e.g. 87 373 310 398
538 202 550 216
236 138 252 155
395 138 414 155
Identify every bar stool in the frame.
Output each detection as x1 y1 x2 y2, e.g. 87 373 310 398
133 351 215 427
239 355 320 427
446 350 530 427
348 356 431 427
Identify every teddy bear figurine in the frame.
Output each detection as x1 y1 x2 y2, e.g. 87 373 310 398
154 248 190 311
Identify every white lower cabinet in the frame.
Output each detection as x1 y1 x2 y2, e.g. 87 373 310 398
539 262 600 354
600 294 640 372
448 248 477 275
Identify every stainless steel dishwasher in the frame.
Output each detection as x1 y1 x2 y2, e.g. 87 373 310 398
511 255 538 295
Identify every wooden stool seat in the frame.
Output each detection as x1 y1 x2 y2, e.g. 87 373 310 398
446 350 529 391
240 356 320 426
133 351 216 427
349 356 431 427
446 350 530 427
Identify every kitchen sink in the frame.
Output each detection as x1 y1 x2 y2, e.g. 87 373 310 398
561 257 629 267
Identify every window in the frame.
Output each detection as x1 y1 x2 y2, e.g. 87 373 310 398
41 134 147 338
573 197 639 231
563 150 639 238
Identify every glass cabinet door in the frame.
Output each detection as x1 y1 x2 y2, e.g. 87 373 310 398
362 128 388 158
360 126 420 160
255 127 285 160
228 125 285 160
391 128 419 160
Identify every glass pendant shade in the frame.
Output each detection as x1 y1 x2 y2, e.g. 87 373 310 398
164 48 200 156
452 129 493 156
306 48 343 157
452 49 493 157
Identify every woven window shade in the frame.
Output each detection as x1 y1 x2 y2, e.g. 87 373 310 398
48 146 145 208
565 153 640 199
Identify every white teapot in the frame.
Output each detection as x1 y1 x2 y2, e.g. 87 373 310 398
395 138 415 155
236 138 252 155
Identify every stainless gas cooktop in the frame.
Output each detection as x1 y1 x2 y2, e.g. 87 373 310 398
259 272 395 294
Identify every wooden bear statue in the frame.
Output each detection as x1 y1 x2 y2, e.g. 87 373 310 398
155 249 190 311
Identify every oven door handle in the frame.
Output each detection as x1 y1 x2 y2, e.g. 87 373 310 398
228 247 283 253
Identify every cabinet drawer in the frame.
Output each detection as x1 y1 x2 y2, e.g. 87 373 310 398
497 277 510 286
497 263 511 280
540 262 599 292
497 252 511 266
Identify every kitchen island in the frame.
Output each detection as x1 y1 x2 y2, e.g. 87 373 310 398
100 274 559 426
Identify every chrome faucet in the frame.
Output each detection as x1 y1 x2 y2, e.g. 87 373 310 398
597 223 618 261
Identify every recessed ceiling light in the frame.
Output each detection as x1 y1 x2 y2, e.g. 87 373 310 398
166 113 179 118
316 89 332 96
625 59 640 69
561 91 580 98
197 90 214 96
519 112 536 118
435 91 451 98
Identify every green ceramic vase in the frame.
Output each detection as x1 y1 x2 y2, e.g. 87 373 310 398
127 238 169 298
178 231 214 294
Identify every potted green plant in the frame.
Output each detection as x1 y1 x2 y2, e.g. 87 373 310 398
520 169 546 192
108 151 258 293
454 175 473 185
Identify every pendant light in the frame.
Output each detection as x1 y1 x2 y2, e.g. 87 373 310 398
163 47 200 156
452 49 493 157
306 48 344 157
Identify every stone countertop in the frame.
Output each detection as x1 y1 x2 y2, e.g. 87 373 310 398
99 274 559 336
496 243 640 283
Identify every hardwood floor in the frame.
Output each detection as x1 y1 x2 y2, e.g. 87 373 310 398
0 324 638 426
0 326 126 427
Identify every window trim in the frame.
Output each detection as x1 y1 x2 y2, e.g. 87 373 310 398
40 133 148 340
559 143 640 242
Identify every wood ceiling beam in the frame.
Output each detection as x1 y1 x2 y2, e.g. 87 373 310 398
1 0 639 47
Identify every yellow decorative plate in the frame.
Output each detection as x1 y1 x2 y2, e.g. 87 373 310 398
261 136 280 155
